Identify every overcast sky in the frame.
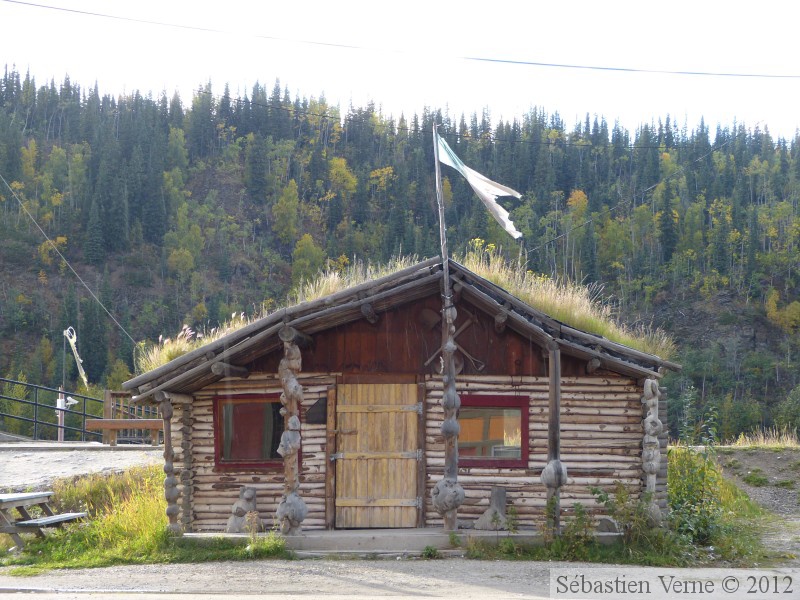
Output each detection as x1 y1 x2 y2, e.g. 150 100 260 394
3 0 800 139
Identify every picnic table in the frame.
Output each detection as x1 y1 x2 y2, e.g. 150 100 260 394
0 491 86 549
85 418 163 446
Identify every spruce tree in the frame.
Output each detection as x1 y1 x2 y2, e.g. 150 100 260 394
83 199 105 265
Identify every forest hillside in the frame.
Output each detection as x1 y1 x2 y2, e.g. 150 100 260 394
0 67 798 441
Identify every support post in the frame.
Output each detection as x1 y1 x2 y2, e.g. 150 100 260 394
642 379 663 527
56 387 65 443
156 392 182 535
276 338 308 535
430 124 465 530
541 341 567 535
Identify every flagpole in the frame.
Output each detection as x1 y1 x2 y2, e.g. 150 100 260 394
431 124 465 531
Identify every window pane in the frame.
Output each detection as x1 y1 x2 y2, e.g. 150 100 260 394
459 407 522 460
221 400 283 462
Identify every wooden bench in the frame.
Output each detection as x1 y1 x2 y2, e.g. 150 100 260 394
0 492 87 549
85 418 163 446
16 513 88 528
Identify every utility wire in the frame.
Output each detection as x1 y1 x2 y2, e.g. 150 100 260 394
0 171 137 345
5 0 800 80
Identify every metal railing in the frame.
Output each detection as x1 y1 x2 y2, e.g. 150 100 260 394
0 377 104 442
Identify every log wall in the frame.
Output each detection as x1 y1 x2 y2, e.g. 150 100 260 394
184 373 335 532
423 374 651 529
173 371 665 532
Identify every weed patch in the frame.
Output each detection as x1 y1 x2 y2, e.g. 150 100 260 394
669 446 766 565
742 469 769 487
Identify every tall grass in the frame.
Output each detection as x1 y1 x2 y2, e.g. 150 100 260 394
136 318 251 374
458 240 676 359
1 466 289 572
728 426 799 449
290 254 420 305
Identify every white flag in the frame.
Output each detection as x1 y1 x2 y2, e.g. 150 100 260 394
436 132 523 239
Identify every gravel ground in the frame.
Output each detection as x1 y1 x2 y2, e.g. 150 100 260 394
0 559 553 598
0 442 162 492
2 443 799 598
716 447 800 566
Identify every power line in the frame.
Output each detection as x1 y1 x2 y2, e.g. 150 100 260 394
0 170 137 345
5 0 800 81
463 55 800 80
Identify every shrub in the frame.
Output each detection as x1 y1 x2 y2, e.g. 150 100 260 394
668 446 723 545
550 503 594 561
591 483 652 547
774 386 800 432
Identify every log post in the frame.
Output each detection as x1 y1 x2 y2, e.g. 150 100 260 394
641 378 663 527
541 341 567 535
276 337 308 535
156 392 182 535
430 124 465 531
179 400 193 532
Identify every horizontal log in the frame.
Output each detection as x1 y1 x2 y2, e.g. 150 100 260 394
529 423 640 433
210 362 250 379
335 498 418 507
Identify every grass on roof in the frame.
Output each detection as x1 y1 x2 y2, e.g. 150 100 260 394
135 241 674 374
458 239 675 360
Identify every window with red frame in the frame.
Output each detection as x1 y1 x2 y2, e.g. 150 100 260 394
458 395 529 468
214 395 284 468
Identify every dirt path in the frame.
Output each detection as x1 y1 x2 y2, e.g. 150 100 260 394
716 447 800 566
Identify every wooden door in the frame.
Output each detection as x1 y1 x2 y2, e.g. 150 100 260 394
334 383 420 528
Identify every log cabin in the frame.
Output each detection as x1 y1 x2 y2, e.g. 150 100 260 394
123 257 680 534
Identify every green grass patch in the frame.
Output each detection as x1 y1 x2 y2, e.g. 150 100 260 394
775 480 796 489
1 466 291 572
742 469 769 487
724 458 742 470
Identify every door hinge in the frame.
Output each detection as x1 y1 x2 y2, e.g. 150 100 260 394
416 449 424 460
416 402 423 416
330 452 343 462
415 497 423 509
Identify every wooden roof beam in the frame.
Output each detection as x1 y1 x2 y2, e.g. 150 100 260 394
279 326 313 348
360 303 379 325
210 362 250 379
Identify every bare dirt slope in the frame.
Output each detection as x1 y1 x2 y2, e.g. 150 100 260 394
716 447 800 566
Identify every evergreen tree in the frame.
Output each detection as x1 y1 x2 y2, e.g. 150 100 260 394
658 186 678 263
79 297 107 383
83 199 105 265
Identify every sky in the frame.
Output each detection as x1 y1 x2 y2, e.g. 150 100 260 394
2 0 800 139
